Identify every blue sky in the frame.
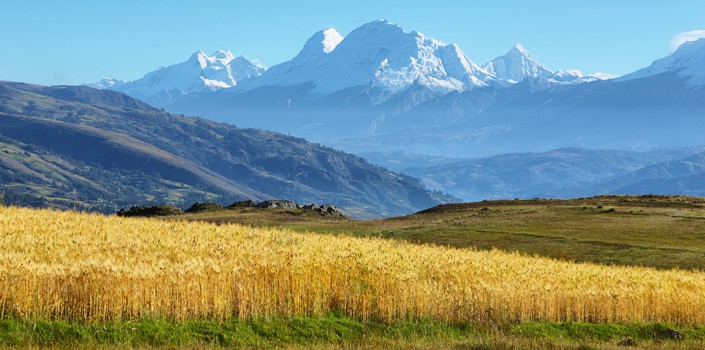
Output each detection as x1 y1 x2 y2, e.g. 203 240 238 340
1 0 703 85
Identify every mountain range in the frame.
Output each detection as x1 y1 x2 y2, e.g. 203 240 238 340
91 20 602 145
89 20 705 162
5 19 701 208
89 50 265 107
0 81 453 218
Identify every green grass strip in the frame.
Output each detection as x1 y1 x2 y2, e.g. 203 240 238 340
1 315 703 348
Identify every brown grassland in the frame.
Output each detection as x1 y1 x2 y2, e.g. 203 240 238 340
178 195 705 271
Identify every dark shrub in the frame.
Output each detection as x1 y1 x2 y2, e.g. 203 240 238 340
117 205 182 217
185 202 225 213
227 200 256 208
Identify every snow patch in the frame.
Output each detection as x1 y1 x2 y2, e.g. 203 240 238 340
321 28 344 53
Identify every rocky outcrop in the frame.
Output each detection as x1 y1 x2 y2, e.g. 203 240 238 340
116 199 348 220
255 200 299 209
252 200 347 219
117 205 183 217
185 202 225 213
302 203 345 218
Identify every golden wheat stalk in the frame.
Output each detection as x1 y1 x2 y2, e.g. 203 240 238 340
0 206 703 324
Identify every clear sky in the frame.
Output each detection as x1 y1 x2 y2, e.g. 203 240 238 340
1 0 703 85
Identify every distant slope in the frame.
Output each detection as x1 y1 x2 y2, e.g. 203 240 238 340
403 147 698 201
469 72 705 153
603 151 705 196
0 81 454 218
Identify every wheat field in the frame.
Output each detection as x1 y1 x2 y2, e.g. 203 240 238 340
1 206 704 325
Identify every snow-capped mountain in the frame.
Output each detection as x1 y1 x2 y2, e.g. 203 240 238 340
619 38 705 86
484 43 553 83
253 22 599 99
90 78 127 90
87 20 705 161
242 28 344 89
483 43 598 88
239 20 496 104
90 20 597 111
75 20 705 200
237 21 594 105
89 50 265 106
151 20 620 144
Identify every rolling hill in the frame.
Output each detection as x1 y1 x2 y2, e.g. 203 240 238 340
0 81 454 218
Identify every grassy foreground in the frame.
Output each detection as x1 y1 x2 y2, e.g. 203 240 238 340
1 315 704 349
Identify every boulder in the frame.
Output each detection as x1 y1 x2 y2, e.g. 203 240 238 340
302 203 318 210
319 204 344 217
255 200 299 210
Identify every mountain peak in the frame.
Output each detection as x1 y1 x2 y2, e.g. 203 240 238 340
364 19 394 27
354 19 406 36
511 43 530 55
189 50 237 66
483 44 552 83
506 43 539 61
233 54 264 68
211 49 235 61
190 50 210 69
295 28 344 61
191 50 207 58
